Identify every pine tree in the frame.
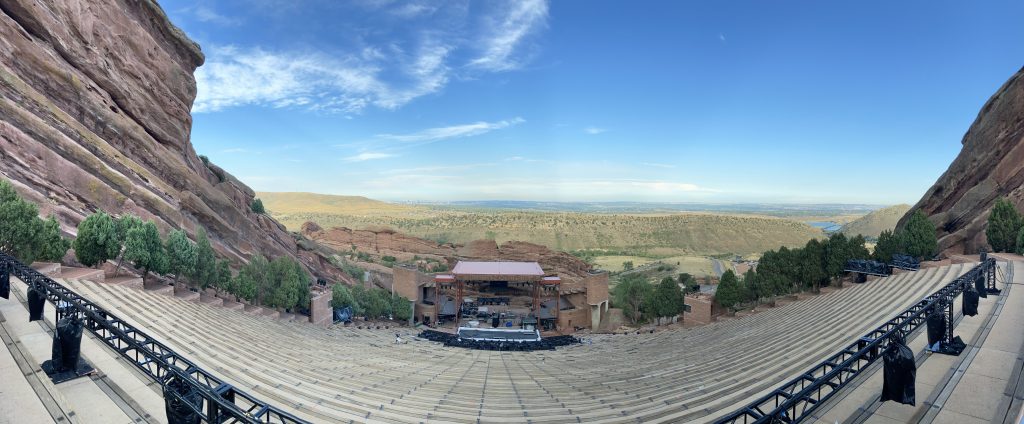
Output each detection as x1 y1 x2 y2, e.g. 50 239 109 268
113 215 143 275
191 228 217 290
123 221 167 282
987 198 1022 253
715 270 742 310
73 212 120 267
164 230 196 285
36 216 70 262
0 189 45 263
903 210 938 260
613 275 653 325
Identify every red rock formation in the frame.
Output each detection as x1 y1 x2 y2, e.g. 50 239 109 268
0 0 339 280
900 66 1024 256
301 223 594 280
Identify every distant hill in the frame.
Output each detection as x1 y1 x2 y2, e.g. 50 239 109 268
257 192 420 215
259 192 824 256
840 204 911 238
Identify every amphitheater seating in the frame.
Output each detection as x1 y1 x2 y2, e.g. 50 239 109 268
2 261 1016 423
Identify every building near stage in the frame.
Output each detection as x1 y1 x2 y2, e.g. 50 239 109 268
393 261 609 332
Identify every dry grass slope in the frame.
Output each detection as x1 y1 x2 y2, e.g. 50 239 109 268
261 192 824 256
839 204 911 238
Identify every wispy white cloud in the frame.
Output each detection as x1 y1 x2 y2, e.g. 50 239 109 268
193 2 550 114
382 163 496 174
187 5 241 26
584 127 607 135
719 33 727 43
376 117 525 143
641 162 676 169
344 152 396 162
469 0 549 71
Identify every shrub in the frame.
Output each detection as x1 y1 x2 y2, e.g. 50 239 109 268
74 211 119 267
987 198 1021 253
250 198 266 214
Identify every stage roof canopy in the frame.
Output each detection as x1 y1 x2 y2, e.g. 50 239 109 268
451 261 545 281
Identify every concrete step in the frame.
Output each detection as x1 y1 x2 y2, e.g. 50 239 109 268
105 275 144 290
29 262 61 277
57 266 105 282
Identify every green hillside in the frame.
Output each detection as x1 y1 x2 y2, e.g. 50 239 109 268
839 204 911 239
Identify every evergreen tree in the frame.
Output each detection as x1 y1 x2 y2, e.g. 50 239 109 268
987 198 1022 253
191 228 217 290
873 230 903 263
800 239 827 292
214 259 232 293
848 235 871 260
331 284 359 313
113 215 143 275
73 212 120 267
164 230 196 284
742 268 761 303
612 274 653 325
250 198 266 214
903 210 938 260
123 221 167 282
231 267 257 302
824 233 850 278
715 270 742 310
391 295 413 321
35 216 71 262
0 189 45 263
0 180 69 263
245 254 270 304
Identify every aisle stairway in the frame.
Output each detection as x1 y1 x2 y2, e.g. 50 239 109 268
0 273 167 423
45 262 976 423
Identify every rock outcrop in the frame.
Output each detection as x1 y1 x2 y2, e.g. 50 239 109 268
900 65 1024 256
301 223 594 280
0 0 339 279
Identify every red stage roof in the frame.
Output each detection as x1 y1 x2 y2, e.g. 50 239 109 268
452 261 545 277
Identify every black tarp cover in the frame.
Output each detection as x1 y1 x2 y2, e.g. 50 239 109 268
926 308 946 347
1 265 9 299
880 333 916 405
27 283 46 321
51 315 84 372
975 273 987 299
963 290 979 317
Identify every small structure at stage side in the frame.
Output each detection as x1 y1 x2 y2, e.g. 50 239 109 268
393 260 610 332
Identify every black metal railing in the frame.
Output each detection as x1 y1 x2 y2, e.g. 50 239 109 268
715 258 996 424
0 252 309 424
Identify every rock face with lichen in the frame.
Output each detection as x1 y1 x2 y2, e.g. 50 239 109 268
899 66 1024 256
0 0 341 281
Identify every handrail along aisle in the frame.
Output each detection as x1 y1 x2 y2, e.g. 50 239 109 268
714 258 996 424
0 252 309 424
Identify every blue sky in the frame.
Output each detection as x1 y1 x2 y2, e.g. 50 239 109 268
162 0 1024 204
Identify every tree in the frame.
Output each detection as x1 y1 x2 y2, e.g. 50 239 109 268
73 212 119 267
799 239 827 292
250 198 266 214
823 233 850 278
612 275 652 325
214 259 232 293
113 215 143 275
987 198 1022 253
873 230 903 263
331 284 359 311
743 268 762 303
903 210 938 260
715 270 742 310
245 254 270 304
123 221 167 282
36 216 70 262
0 189 44 263
164 230 196 285
391 295 413 322
651 277 685 324
191 228 217 290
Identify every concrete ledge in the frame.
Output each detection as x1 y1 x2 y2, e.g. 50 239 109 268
58 267 105 282
105 276 143 290
199 294 223 306
30 262 61 276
